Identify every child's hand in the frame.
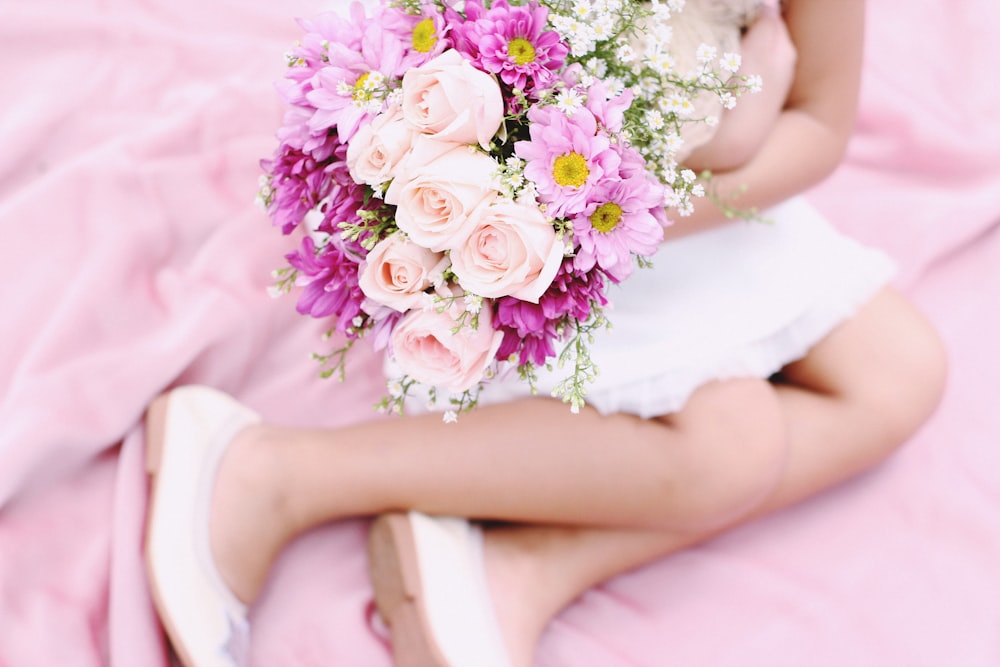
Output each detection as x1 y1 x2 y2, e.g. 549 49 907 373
683 7 797 174
742 6 797 104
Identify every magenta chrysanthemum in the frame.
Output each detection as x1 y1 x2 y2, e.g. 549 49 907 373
451 0 567 95
309 142 369 243
538 259 609 321
262 145 336 235
495 259 609 365
495 300 557 366
274 106 342 163
287 236 366 337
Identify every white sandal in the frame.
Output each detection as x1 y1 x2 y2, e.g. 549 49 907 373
144 385 259 667
368 511 512 667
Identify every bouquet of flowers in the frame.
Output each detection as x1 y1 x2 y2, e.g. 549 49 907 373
259 0 759 418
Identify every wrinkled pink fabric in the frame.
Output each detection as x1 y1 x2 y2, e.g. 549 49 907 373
1 0 998 666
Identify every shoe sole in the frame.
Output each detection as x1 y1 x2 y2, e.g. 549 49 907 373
368 513 450 667
144 391 199 667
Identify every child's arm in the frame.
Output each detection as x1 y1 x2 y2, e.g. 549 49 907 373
665 0 866 240
682 5 797 174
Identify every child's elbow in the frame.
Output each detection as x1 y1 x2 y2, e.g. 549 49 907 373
811 115 857 182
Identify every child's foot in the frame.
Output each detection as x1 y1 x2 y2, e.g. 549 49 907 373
480 527 554 667
210 424 294 604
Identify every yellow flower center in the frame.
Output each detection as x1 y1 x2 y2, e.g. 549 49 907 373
508 37 537 66
589 202 623 233
353 72 373 102
552 153 589 188
412 19 437 53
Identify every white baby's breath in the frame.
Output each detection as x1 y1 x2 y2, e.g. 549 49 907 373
555 87 586 115
388 378 405 398
517 181 538 205
585 57 608 79
591 15 615 41
385 88 403 106
465 294 484 315
645 109 665 130
572 0 591 18
696 43 717 64
719 52 742 74
663 132 684 152
255 175 273 212
616 43 636 63
647 51 676 75
665 93 695 116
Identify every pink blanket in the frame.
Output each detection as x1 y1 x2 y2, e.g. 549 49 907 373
2 0 998 665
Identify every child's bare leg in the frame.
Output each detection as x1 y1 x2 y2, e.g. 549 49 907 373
481 524 692 667
767 287 946 506
210 376 788 603
479 287 947 666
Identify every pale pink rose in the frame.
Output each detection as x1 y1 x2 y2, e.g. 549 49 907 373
401 49 504 149
384 137 500 251
390 292 503 392
346 105 418 188
359 233 448 312
449 200 564 302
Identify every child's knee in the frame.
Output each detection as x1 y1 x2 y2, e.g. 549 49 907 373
658 378 788 531
842 309 948 468
811 289 948 462
881 314 948 445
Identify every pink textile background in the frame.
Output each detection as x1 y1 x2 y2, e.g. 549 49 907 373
1 0 998 665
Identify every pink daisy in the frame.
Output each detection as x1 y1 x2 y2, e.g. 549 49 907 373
571 147 666 281
278 8 370 113
305 21 411 142
274 106 341 162
515 105 619 219
451 0 568 95
584 81 634 135
295 8 367 65
379 3 451 65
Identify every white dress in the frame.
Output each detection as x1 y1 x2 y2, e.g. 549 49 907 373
394 0 892 419
489 0 881 418
479 197 895 418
